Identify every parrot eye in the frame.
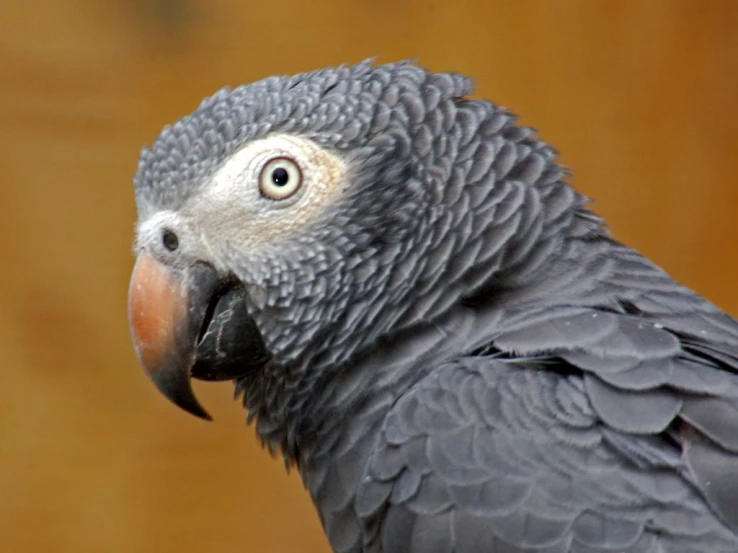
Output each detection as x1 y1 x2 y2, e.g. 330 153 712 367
259 156 302 200
162 229 179 252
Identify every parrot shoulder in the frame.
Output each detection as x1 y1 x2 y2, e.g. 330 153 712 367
353 347 738 552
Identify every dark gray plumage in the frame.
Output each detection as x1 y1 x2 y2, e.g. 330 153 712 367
129 60 738 552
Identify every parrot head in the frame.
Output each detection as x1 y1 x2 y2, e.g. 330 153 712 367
128 60 581 433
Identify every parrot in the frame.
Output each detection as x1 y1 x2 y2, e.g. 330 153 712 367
127 60 738 552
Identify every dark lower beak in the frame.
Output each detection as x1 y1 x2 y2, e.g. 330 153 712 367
127 251 269 420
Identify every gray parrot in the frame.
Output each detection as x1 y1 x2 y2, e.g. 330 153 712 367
127 60 738 552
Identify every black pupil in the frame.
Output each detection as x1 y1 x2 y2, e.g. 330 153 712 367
162 229 179 252
271 167 289 187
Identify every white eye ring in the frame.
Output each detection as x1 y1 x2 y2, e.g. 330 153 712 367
258 156 303 200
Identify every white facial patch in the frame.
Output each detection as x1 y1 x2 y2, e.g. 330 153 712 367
183 134 348 254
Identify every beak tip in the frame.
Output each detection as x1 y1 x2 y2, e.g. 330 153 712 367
190 408 214 422
187 399 214 422
148 369 214 421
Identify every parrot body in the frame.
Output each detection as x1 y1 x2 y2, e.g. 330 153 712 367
128 61 738 552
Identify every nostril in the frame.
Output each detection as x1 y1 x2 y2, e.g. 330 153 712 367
162 229 179 252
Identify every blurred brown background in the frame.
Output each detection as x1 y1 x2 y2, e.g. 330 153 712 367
1 1 736 552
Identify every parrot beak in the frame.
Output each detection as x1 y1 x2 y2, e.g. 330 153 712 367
128 251 218 420
128 251 272 420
